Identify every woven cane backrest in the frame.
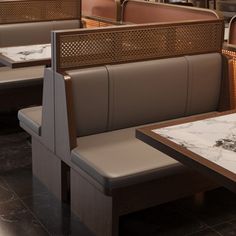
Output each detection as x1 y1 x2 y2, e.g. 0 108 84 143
0 0 81 24
52 20 224 72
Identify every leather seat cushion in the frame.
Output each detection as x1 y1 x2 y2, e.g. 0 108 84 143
18 106 42 136
72 124 186 189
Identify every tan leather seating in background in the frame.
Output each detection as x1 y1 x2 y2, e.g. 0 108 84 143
82 0 118 20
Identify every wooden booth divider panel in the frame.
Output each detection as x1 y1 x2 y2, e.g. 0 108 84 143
0 0 81 24
53 20 224 72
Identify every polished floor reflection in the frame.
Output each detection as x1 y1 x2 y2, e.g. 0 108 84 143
1 113 236 236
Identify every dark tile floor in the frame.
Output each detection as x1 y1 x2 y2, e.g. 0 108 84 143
1 113 236 236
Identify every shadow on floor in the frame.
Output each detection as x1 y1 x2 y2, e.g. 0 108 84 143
1 113 236 235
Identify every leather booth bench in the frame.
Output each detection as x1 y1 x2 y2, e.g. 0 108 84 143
228 15 236 44
121 0 222 23
0 0 82 112
223 15 236 109
82 0 124 23
82 0 220 26
18 18 234 235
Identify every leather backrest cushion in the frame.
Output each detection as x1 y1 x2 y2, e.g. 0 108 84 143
0 20 80 47
67 53 222 136
229 16 236 44
107 58 188 130
0 21 52 47
91 1 116 20
82 0 116 19
123 1 217 24
52 20 81 30
185 53 222 115
66 67 109 137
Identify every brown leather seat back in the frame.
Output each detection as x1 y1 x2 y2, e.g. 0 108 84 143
0 20 81 47
107 57 188 130
185 53 222 115
66 67 109 137
82 0 117 20
229 15 236 44
66 53 222 137
122 0 218 24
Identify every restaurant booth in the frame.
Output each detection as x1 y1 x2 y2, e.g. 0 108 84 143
0 0 236 236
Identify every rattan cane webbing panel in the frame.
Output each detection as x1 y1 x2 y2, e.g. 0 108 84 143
0 0 81 24
55 20 224 72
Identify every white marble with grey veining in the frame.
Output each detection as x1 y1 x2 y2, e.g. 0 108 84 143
0 44 51 62
153 113 236 174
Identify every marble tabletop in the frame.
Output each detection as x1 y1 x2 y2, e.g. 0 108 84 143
0 44 51 67
153 113 236 174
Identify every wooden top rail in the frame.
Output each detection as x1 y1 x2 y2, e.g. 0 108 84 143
0 0 81 24
122 0 222 24
52 19 224 72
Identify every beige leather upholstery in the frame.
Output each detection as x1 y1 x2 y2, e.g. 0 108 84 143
0 22 51 47
51 20 81 30
92 1 117 20
229 15 236 44
66 67 109 137
72 124 185 189
107 58 188 130
185 53 222 115
82 0 117 20
67 53 222 137
18 106 42 135
122 0 218 24
0 20 81 47
69 53 223 188
0 66 44 89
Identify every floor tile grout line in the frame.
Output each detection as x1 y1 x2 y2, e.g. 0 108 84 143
172 202 210 229
0 176 21 205
18 198 52 236
185 215 236 236
173 195 236 230
19 191 50 201
205 215 236 228
1 176 52 236
2 169 236 236
208 225 224 236
190 226 217 236
172 196 236 236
